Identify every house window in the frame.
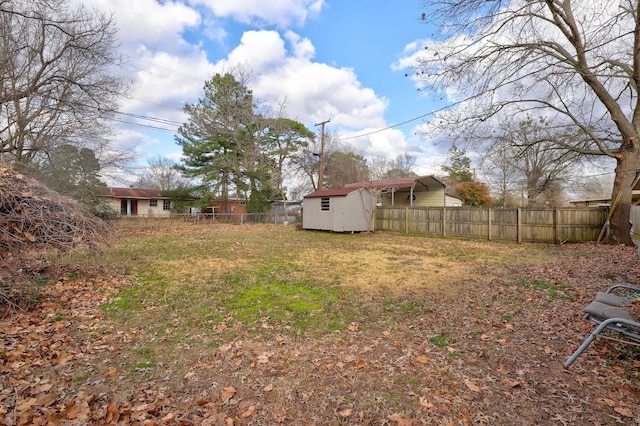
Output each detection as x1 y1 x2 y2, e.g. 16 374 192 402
163 200 171 211
150 199 157 207
320 197 330 211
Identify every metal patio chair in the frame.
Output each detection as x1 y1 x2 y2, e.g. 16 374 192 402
564 284 640 368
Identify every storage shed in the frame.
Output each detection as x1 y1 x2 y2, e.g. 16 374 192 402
303 187 376 232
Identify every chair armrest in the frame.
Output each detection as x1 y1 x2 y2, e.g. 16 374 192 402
605 284 640 294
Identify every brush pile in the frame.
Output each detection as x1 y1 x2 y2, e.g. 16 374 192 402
0 167 110 259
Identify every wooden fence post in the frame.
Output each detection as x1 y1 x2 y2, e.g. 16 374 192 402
517 208 522 243
488 208 492 241
443 207 447 237
405 207 409 234
554 208 560 244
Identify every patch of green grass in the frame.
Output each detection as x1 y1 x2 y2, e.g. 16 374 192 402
221 277 355 333
381 300 422 316
516 279 572 302
130 347 156 372
134 361 154 370
429 335 449 348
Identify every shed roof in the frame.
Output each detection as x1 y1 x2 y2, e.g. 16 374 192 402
344 175 446 190
95 187 170 199
303 187 364 198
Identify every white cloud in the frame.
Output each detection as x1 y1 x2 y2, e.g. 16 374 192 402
213 30 388 131
284 31 315 60
120 47 214 129
188 0 324 27
217 31 286 71
80 0 201 50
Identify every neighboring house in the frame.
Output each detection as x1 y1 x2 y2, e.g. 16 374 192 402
344 175 463 207
95 187 175 217
207 197 247 214
570 179 640 207
303 187 377 232
570 180 640 235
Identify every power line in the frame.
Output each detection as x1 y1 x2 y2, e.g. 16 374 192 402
110 117 178 133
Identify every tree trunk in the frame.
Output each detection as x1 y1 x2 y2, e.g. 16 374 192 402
608 149 639 246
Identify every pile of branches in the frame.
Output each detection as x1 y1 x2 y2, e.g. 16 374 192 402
0 167 110 259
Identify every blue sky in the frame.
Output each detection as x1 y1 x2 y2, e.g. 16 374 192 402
77 0 447 184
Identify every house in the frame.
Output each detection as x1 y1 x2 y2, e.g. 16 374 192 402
95 187 176 217
344 175 463 207
303 187 377 232
206 197 247 214
571 178 640 207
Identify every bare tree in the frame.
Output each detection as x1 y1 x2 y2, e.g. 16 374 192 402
289 131 337 193
136 156 190 191
482 142 521 207
381 153 417 179
481 116 580 206
415 0 640 245
0 0 128 172
323 150 370 190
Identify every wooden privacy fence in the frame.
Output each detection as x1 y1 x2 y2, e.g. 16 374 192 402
375 206 609 243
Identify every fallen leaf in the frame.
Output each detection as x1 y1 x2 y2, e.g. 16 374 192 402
263 384 273 392
240 405 256 418
105 403 120 422
419 397 435 410
599 398 634 417
106 367 118 379
497 338 508 347
599 398 617 408
36 393 57 407
218 343 232 352
416 355 429 364
382 331 391 336
347 322 359 332
63 401 80 419
464 380 481 392
16 398 37 413
503 378 520 388
220 387 236 404
614 406 634 418
338 408 352 417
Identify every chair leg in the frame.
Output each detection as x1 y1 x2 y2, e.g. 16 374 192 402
564 319 619 368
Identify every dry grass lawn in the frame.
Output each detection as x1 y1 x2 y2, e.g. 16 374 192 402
1 224 640 425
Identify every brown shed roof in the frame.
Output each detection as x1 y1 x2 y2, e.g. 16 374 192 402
303 187 363 198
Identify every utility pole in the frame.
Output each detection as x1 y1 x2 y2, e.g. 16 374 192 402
315 119 330 190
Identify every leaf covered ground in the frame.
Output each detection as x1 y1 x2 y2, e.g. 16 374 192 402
1 224 640 425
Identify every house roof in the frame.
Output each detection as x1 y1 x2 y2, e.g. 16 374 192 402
95 187 170 199
303 187 365 198
344 175 447 190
